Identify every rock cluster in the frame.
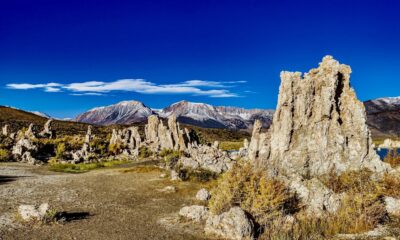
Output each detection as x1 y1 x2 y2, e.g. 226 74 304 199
141 115 233 174
145 115 197 152
109 127 141 158
182 144 233 174
11 124 39 164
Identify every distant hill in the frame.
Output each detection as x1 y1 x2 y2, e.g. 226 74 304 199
364 97 400 138
0 106 249 143
74 100 274 130
0 106 101 136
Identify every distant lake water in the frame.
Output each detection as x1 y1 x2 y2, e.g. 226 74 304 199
376 148 400 160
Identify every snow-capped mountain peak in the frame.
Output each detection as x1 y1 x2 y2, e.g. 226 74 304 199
75 100 153 125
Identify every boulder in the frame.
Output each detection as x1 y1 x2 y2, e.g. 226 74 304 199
196 188 211 201
384 197 400 216
179 205 209 222
261 56 390 177
205 207 254 240
170 170 180 181
18 203 50 221
289 177 342 216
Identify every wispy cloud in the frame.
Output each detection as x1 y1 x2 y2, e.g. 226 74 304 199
6 79 245 98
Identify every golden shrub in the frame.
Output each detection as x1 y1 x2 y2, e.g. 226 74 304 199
209 161 297 226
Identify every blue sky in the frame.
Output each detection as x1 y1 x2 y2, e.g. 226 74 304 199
1 0 399 119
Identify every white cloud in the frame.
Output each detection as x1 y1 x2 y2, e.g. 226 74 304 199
70 92 105 96
45 87 62 92
6 79 244 98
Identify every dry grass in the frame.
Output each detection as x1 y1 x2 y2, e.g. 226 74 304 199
49 160 128 173
384 148 400 168
219 141 244 151
209 161 298 226
210 164 397 239
319 168 379 194
121 165 162 173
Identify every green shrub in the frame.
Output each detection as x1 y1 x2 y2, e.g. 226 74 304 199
139 146 152 159
177 167 218 182
0 148 10 162
55 143 65 159
49 160 127 173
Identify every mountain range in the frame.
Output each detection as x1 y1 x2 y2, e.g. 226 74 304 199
364 97 400 138
75 100 274 130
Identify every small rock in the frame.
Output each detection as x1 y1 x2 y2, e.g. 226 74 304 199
18 203 50 221
170 170 179 181
179 205 209 222
161 186 176 193
384 197 400 215
196 188 211 201
159 173 167 178
205 207 254 240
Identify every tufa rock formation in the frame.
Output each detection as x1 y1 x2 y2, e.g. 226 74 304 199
260 56 389 177
2 124 9 136
71 126 94 163
247 119 270 166
242 56 391 216
379 139 400 149
145 115 198 152
39 119 55 139
24 123 36 139
109 126 141 157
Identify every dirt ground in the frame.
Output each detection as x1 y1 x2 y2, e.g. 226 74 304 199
0 162 211 240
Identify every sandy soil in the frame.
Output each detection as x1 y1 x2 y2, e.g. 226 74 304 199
0 162 210 240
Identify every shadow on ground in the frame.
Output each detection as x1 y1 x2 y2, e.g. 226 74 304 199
55 212 92 222
0 175 21 185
